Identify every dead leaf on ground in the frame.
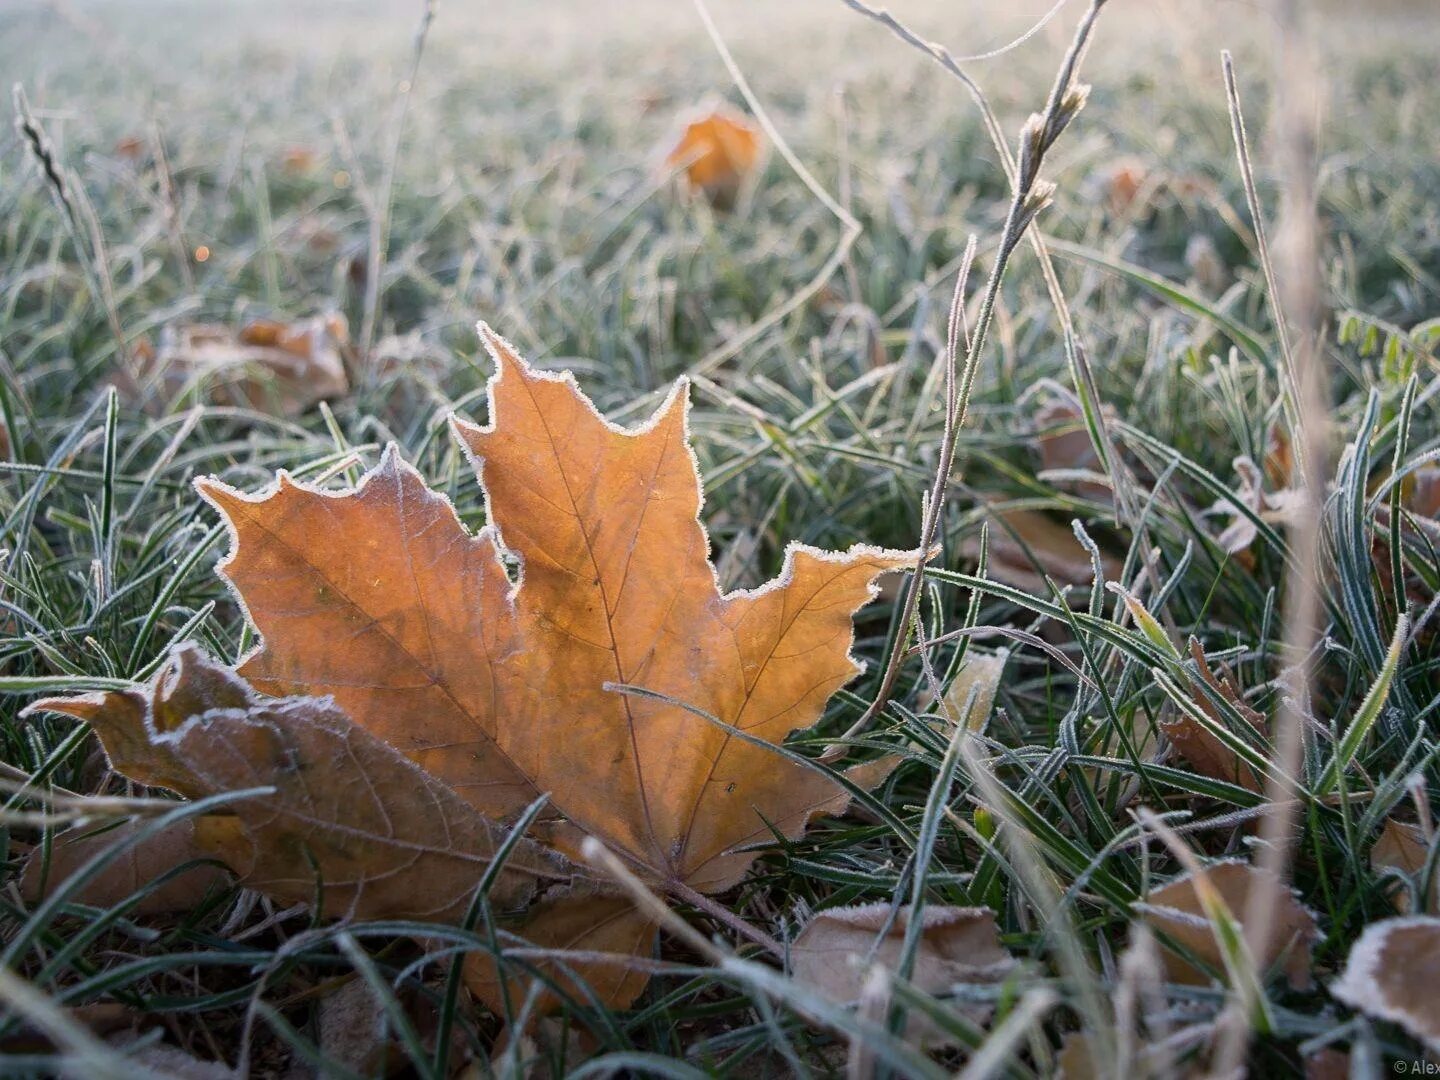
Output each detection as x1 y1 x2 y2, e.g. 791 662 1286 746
113 134 148 162
130 314 349 417
1161 639 1268 793
1033 399 1113 503
1055 1032 1100 1080
280 146 321 174
939 649 1008 734
1097 156 1148 213
1263 419 1293 491
20 818 232 916
0 1003 144 1055
1372 463 1440 615
100 1036 233 1080
1372 818 1437 913
194 324 911 1009
961 507 1122 598
1184 234 1228 297
319 978 394 1078
1138 861 1318 990
665 104 763 210
1304 1047 1352 1080
26 646 567 922
1331 915 1440 1051
791 903 1015 1046
463 881 658 1016
1404 464 1440 519
486 1017 593 1080
1210 455 1304 565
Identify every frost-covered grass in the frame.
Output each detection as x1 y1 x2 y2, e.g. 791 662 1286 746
1 0 1439 1075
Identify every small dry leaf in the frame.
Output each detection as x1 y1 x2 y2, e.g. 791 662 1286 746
319 979 392 1077
665 105 762 210
135 314 349 417
196 324 910 1009
27 646 567 922
962 507 1121 598
281 146 321 174
1161 639 1268 793
487 1017 593 1080
791 903 1015 1045
1184 234 1227 297
1033 399 1112 503
1331 916 1440 1051
1372 463 1440 615
1101 157 1147 213
113 134 147 161
1372 818 1436 913
463 881 657 1016
1055 1032 1099 1080
0 1003 143 1055
1139 861 1318 990
939 649 1008 734
1404 465 1440 519
1304 1047 1352 1080
20 819 232 916
1210 455 1304 563
1263 419 1294 491
101 1035 233 1080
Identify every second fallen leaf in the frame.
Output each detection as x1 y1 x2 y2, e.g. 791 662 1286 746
791 903 1015 1045
665 103 763 210
1138 861 1318 990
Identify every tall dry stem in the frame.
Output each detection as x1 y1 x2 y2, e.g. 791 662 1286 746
1212 1 1328 1072
839 0 1111 743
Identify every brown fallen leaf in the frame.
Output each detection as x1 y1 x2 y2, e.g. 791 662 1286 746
487 1016 593 1080
103 1036 233 1080
26 646 566 922
1033 399 1113 503
1331 916 1440 1051
1372 818 1437 913
961 507 1122 598
1054 1032 1100 1080
1097 156 1148 213
1372 463 1440 616
1263 418 1293 491
939 649 1008 734
0 1003 144 1055
665 104 763 210
113 134 148 162
1162 639 1268 793
1210 455 1304 564
20 818 232 916
791 903 1015 1046
1138 861 1318 990
1304 1047 1352 1080
134 314 349 417
1184 234 1228 297
195 324 911 1008
280 146 321 174
465 881 657 1016
319 978 393 1078
1404 464 1440 519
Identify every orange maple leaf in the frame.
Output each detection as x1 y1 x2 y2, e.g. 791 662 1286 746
665 105 763 209
192 325 911 1007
